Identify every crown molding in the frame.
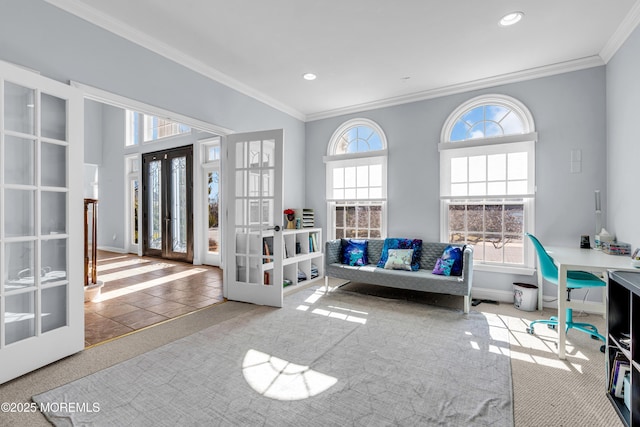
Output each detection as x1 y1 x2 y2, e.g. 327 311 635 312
600 0 640 63
42 0 621 124
43 0 306 122
305 56 605 122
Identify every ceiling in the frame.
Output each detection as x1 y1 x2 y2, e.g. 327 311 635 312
46 0 640 121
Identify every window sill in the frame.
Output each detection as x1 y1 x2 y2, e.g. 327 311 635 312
473 263 535 276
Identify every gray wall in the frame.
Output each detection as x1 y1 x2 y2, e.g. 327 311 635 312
607 25 640 248
0 0 306 251
305 67 607 299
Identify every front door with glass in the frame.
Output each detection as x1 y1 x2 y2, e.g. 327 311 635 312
142 146 193 263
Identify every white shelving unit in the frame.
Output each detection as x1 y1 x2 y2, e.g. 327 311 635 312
261 228 323 294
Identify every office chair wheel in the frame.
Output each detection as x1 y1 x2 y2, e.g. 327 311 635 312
526 327 534 334
547 324 556 330
600 345 606 353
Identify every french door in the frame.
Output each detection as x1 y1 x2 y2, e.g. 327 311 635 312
142 146 193 263
0 61 84 384
225 129 284 307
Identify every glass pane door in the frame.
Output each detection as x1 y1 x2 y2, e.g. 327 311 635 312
142 146 193 262
225 130 283 307
0 61 83 384
147 159 162 251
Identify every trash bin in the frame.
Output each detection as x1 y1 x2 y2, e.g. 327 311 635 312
513 282 537 311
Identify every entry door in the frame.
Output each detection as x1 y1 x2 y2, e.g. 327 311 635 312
142 146 193 262
0 61 84 384
225 129 283 307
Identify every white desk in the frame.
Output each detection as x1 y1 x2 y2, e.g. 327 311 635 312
543 246 639 359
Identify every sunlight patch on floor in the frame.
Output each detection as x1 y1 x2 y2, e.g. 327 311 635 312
242 349 337 401
97 258 151 272
98 263 178 282
96 268 208 301
478 309 592 371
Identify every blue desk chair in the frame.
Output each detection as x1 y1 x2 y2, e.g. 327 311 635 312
525 233 606 352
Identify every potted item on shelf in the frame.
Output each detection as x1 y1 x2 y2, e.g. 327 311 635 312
284 208 296 229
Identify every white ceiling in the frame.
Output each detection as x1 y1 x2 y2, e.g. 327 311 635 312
46 0 640 121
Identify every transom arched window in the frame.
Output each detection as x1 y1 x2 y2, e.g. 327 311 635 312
442 95 533 143
331 124 384 154
325 119 388 239
439 95 536 270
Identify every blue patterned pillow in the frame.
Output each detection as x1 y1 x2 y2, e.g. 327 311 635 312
341 239 369 266
377 238 422 271
441 245 464 276
432 257 455 276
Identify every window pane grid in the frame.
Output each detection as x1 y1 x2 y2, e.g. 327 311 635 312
331 164 383 201
447 200 524 265
450 153 528 197
450 104 524 142
334 202 383 239
328 119 387 239
126 110 190 146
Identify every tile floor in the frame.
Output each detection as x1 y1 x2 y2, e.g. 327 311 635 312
84 251 224 347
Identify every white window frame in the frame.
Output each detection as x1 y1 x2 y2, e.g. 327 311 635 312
440 95 536 273
125 110 191 147
325 118 388 240
124 154 141 255
200 137 222 266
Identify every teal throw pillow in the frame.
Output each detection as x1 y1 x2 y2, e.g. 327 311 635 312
432 257 455 276
377 238 422 270
441 245 464 276
341 239 369 266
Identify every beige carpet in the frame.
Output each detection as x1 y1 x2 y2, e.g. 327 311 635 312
339 282 621 427
0 279 622 426
32 284 513 426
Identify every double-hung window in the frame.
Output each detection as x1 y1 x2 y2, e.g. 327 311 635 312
439 95 537 269
325 119 387 240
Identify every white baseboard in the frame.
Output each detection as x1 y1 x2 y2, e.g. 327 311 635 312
471 288 514 303
471 286 605 315
97 245 127 254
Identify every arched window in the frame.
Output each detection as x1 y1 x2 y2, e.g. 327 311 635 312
325 119 387 239
440 95 536 269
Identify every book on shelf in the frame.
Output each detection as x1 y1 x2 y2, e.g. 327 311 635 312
263 238 272 263
609 351 630 397
614 365 631 398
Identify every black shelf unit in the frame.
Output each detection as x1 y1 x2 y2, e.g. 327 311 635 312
608 270 640 427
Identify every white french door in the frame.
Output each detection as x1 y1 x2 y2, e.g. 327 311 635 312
0 61 84 384
224 129 283 307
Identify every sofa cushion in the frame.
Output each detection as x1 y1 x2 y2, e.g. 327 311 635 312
341 239 369 266
441 245 464 276
432 257 455 276
377 238 422 271
383 248 414 270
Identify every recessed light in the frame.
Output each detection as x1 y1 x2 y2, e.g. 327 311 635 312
499 11 524 27
302 73 317 81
